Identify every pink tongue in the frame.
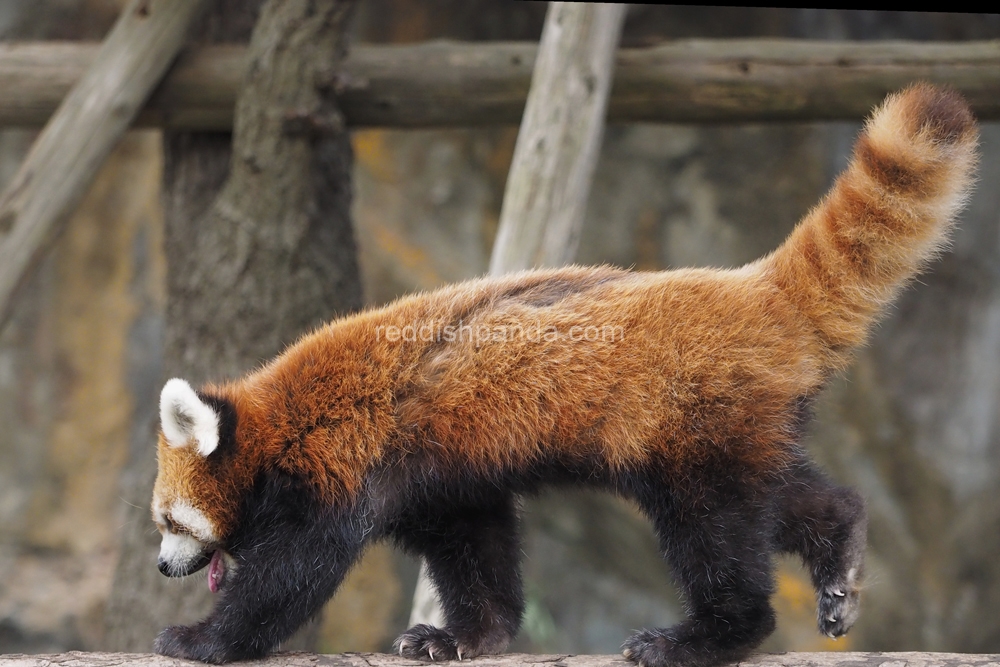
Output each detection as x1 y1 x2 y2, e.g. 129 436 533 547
208 551 224 593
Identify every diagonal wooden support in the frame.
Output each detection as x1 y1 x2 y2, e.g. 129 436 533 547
0 0 210 332
407 0 628 628
489 2 628 275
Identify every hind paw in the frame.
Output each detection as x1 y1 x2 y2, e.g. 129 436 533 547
622 625 756 667
394 624 460 661
622 629 678 667
817 584 861 638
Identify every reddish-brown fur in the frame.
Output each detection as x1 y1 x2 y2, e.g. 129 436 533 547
156 84 977 541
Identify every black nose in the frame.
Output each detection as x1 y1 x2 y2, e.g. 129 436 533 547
157 551 212 577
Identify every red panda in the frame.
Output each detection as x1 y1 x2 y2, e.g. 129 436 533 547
151 84 977 666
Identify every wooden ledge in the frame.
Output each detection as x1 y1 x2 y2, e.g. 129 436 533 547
2 653 999 667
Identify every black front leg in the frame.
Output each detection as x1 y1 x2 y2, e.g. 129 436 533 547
155 474 367 663
391 491 524 661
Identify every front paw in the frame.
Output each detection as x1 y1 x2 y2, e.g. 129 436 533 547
393 624 460 661
155 624 231 664
155 625 202 661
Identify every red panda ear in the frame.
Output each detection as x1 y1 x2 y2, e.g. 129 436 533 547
159 378 220 457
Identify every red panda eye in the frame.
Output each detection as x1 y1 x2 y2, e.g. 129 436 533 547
164 515 176 534
166 518 192 536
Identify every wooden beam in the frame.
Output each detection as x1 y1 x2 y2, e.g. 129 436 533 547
490 1 626 274
3 652 1000 667
1 39 1000 129
0 0 210 332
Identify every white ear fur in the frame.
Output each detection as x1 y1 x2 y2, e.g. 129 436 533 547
159 378 220 457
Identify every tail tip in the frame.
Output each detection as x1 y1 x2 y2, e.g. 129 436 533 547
889 82 976 146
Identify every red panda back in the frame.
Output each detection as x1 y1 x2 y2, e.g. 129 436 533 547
206 86 978 501
200 264 819 508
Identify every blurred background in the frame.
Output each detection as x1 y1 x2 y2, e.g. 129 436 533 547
2 1 1000 657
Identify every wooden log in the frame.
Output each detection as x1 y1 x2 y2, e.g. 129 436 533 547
490 2 627 273
0 0 211 332
607 39 1000 123
2 652 1000 667
1 39 1000 129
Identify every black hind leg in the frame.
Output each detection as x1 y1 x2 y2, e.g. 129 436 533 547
774 456 867 638
623 478 778 667
391 493 524 661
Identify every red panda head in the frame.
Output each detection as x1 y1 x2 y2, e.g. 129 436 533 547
152 378 241 590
